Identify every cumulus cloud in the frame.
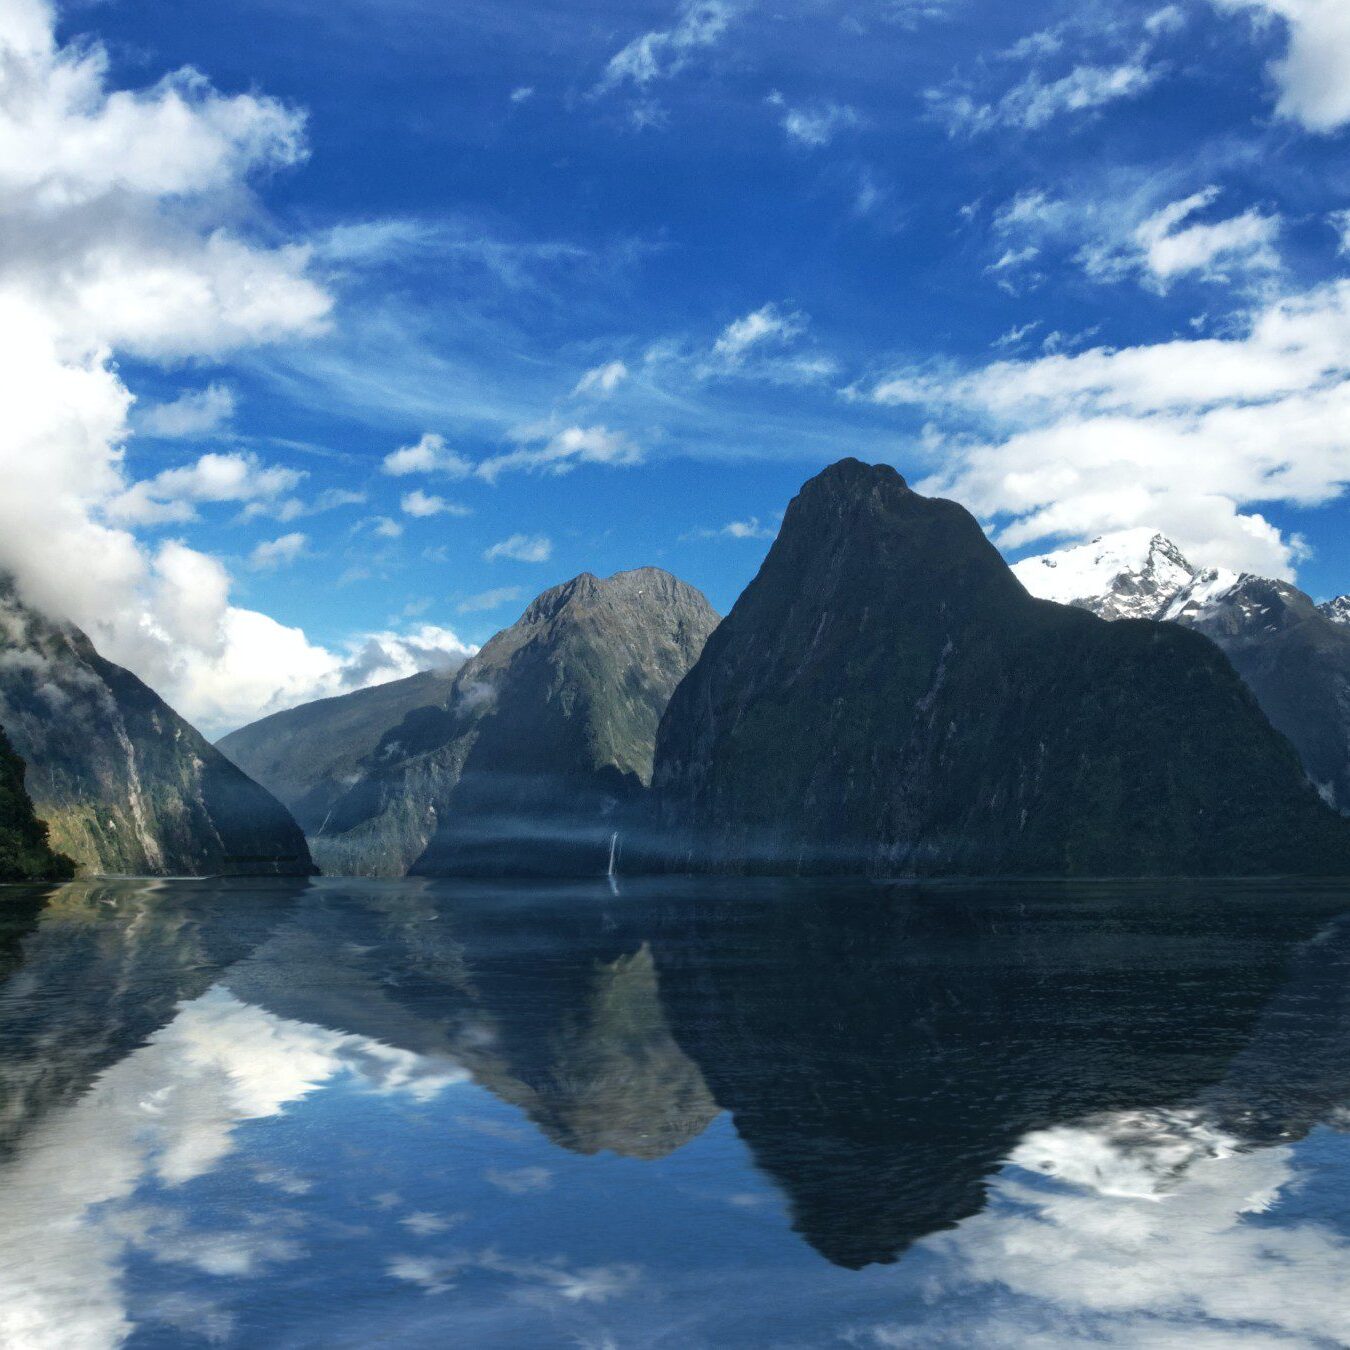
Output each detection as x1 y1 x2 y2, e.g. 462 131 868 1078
595 0 736 94
698 303 838 383
572 359 629 397
381 431 473 477
712 303 805 361
0 0 352 736
1085 187 1282 290
869 278 1350 576
136 383 236 439
1213 0 1350 132
688 516 777 540
105 451 305 526
484 534 553 563
247 532 307 571
476 425 642 480
400 489 471 519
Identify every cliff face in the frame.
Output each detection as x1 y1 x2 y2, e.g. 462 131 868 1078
653 459 1350 877
315 568 720 877
0 583 313 877
0 727 72 882
217 668 463 833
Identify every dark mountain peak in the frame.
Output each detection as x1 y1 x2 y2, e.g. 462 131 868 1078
655 462 1350 876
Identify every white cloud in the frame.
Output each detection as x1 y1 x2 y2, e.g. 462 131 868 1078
509 86 535 103
781 101 862 148
712 303 806 362
458 586 525 613
485 1165 554 1194
1212 0 1350 132
400 489 471 518
0 0 345 737
691 516 776 540
931 56 1162 134
381 431 473 477
1086 187 1282 290
247 532 307 571
572 359 629 397
870 278 1350 576
595 0 736 93
476 424 642 480
484 533 553 563
136 383 236 439
105 451 305 526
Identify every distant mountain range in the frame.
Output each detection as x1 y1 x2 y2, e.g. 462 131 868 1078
0 580 312 877
652 460 1350 875
1014 532 1350 814
7 459 1350 882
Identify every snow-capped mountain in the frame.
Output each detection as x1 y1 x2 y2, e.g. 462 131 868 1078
1320 596 1350 627
1011 529 1198 621
1015 530 1350 814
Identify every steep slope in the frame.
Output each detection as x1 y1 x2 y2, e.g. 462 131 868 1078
1017 534 1350 814
653 459 1350 876
0 728 73 882
217 668 463 832
0 582 313 876
1163 573 1350 813
315 568 720 876
1320 596 1350 627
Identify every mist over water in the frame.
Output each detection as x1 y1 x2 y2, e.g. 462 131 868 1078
0 876 1348 1347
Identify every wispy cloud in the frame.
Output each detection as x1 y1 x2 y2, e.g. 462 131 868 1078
477 425 642 481
595 0 738 94
136 384 237 439
400 489 471 518
247 532 308 571
457 585 525 613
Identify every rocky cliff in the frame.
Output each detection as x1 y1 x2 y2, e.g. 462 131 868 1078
653 459 1350 876
0 582 313 876
315 568 720 876
0 727 72 882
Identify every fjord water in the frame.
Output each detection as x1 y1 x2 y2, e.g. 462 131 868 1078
2 880 1349 1347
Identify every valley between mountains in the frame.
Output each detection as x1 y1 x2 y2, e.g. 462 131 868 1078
4 459 1350 882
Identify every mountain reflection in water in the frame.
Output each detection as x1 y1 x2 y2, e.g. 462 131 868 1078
0 877 1347 1347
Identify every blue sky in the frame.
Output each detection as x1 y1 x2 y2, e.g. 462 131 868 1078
6 0 1350 731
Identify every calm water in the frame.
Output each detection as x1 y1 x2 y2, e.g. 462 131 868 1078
1 878 1349 1348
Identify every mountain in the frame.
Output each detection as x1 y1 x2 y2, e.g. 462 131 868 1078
1320 596 1350 627
0 581 313 876
1011 528 1196 621
217 668 463 833
653 459 1350 876
0 728 73 882
314 568 720 877
1016 534 1350 814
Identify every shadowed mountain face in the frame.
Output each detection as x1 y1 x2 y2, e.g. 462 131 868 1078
0 583 314 877
0 727 72 882
1017 535 1350 816
315 568 720 877
653 459 1350 876
216 668 463 833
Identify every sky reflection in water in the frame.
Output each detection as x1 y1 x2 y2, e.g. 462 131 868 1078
0 877 1348 1348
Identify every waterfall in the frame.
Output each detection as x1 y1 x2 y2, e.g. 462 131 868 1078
607 831 619 878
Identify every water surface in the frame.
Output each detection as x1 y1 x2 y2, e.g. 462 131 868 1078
1 876 1349 1347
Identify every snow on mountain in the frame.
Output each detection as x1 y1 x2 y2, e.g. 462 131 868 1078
1012 529 1198 621
1160 568 1243 624
1320 596 1350 627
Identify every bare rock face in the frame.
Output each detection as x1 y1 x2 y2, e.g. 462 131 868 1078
0 581 313 877
314 568 720 877
652 459 1350 876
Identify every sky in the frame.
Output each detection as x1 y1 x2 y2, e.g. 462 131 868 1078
5 0 1350 735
